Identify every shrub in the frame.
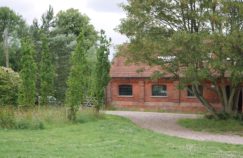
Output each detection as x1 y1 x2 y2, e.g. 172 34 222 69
0 67 21 106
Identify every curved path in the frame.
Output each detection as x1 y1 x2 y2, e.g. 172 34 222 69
106 111 243 145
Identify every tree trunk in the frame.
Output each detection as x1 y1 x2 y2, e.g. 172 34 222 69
192 84 218 118
233 88 240 115
3 28 9 68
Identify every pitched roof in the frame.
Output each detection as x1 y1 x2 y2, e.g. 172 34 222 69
110 56 172 78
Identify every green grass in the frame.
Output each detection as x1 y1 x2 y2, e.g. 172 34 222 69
0 112 243 158
178 118 243 136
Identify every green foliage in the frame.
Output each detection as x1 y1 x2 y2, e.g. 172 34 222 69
40 33 54 105
65 29 89 121
0 7 27 41
30 6 55 102
0 7 28 71
40 5 55 34
18 38 37 107
94 30 111 112
0 67 21 106
50 8 97 104
118 0 243 116
49 34 76 103
55 8 97 43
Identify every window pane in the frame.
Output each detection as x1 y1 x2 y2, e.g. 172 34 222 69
152 85 167 96
119 85 132 96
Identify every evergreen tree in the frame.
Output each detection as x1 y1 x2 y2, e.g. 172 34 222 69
94 30 111 112
18 38 36 107
40 33 54 105
50 34 76 103
65 29 89 121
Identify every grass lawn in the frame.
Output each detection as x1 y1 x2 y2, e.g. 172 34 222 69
178 118 243 136
1 114 243 158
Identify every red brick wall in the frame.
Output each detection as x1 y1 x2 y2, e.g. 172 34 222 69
106 78 222 112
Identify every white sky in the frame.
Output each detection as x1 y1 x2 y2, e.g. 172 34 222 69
0 0 128 57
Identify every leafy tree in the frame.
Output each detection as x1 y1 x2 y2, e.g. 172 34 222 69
40 33 54 105
118 0 243 117
65 29 89 121
0 7 27 70
55 9 96 38
94 30 111 112
18 38 36 107
0 7 26 41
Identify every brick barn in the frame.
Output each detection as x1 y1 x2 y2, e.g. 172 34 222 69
106 56 243 112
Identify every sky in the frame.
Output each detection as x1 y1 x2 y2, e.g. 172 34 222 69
0 0 128 57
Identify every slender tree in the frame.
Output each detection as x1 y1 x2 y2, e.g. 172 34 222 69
30 6 55 103
40 33 54 105
94 30 111 112
65 29 89 121
18 38 36 107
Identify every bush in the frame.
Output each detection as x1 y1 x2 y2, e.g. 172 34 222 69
0 67 21 106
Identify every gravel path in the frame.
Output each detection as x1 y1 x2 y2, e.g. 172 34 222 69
106 111 243 145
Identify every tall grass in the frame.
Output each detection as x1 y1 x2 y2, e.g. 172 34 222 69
0 106 68 129
0 106 105 130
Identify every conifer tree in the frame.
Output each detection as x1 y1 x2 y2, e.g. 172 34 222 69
18 38 36 107
94 30 111 112
40 33 54 105
65 29 88 121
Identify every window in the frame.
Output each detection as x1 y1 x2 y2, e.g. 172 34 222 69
187 85 203 97
119 85 132 96
152 85 167 96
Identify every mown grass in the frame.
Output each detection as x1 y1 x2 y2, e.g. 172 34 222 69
0 108 243 158
178 118 243 136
